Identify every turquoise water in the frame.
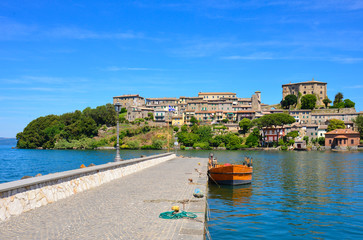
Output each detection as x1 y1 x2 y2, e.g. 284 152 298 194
0 146 362 239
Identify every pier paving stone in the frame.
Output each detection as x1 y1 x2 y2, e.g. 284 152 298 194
0 156 208 240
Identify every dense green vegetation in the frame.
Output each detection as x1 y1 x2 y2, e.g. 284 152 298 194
281 94 297 109
301 94 317 110
16 104 116 149
327 119 346 132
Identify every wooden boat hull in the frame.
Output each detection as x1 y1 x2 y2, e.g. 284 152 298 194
208 165 253 186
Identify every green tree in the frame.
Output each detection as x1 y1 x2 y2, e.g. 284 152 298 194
286 131 299 139
344 99 355 108
333 92 344 106
239 118 252 135
181 124 188 132
281 94 297 109
322 98 332 108
195 126 213 142
245 128 260 147
353 116 363 139
190 116 198 125
327 119 345 132
222 119 228 123
301 94 317 110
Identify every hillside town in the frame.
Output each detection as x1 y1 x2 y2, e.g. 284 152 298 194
113 79 362 150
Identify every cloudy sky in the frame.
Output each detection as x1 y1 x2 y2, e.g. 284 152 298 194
0 0 362 137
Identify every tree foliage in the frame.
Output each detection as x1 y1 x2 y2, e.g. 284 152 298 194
281 94 297 109
353 116 363 139
327 119 345 132
333 92 343 106
190 116 198 125
301 94 317 110
16 104 115 149
343 99 355 108
245 128 260 147
239 118 252 135
322 98 332 108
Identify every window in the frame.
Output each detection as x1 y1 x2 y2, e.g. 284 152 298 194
320 91 322 94
311 133 313 135
329 140 332 144
303 91 306 94
351 139 354 144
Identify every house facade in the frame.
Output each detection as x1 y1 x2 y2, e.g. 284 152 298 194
325 129 360 149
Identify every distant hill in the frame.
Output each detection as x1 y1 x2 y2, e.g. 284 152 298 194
0 137 17 146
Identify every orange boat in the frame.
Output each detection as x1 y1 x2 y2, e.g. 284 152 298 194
208 155 253 185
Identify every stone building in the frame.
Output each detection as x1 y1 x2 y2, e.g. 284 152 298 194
282 78 327 105
113 94 145 108
325 129 360 149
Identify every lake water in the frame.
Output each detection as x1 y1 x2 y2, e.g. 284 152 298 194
0 145 362 239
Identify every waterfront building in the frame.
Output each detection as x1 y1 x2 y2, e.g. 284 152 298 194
262 127 285 142
282 78 327 105
113 94 145 108
325 129 360 149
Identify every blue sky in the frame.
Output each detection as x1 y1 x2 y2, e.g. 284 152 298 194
0 0 362 138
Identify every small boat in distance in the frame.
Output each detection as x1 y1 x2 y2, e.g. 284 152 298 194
208 154 253 185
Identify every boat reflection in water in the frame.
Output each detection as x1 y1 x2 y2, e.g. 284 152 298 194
208 184 253 207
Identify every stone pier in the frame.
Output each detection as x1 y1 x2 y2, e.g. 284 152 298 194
0 156 209 239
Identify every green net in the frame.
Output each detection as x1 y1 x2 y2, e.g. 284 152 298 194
159 211 198 219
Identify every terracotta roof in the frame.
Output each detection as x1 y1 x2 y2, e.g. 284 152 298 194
198 92 236 95
325 128 359 135
334 135 348 139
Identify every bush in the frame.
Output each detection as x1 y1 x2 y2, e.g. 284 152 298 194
193 142 211 150
181 125 188 132
173 126 179 132
240 144 249 148
303 136 309 144
281 146 288 151
152 139 164 149
180 145 186 150
127 140 140 149
318 137 325 146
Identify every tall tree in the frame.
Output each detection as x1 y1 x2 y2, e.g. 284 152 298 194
344 99 355 108
190 116 198 125
333 92 344 106
322 98 332 108
301 94 317 110
239 118 252 135
327 119 345 132
281 94 297 109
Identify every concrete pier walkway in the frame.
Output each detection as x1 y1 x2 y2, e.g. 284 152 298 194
0 156 209 240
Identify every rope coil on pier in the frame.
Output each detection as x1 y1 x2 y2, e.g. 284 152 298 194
159 211 197 219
